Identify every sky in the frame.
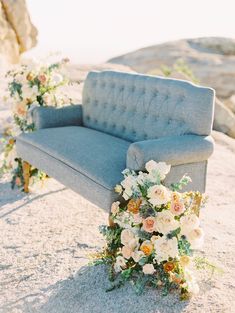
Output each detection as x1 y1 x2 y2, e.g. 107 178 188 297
24 0 235 64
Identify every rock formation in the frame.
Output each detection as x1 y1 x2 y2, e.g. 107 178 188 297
0 0 37 63
109 37 235 138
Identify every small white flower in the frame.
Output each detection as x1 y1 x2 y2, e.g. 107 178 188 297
111 201 120 215
143 264 155 275
121 175 138 200
121 229 138 249
147 185 170 207
114 256 126 273
131 250 145 263
145 160 171 180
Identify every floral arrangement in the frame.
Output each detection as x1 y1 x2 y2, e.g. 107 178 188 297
94 161 207 300
0 58 74 190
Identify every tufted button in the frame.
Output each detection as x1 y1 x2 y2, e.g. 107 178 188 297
94 119 98 123
168 118 172 124
103 103 107 109
92 81 97 87
86 97 90 103
122 126 126 131
131 86 135 92
112 124 116 129
111 83 115 88
94 100 98 106
86 115 90 121
144 134 148 140
165 94 169 101
103 121 107 127
142 89 145 94
144 113 148 119
101 82 106 88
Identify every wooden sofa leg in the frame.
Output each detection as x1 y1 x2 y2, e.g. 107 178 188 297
22 161 30 193
108 213 115 227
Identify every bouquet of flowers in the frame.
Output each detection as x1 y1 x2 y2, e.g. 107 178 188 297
94 161 206 300
0 58 74 189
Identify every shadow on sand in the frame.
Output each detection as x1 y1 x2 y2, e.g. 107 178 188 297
35 265 188 313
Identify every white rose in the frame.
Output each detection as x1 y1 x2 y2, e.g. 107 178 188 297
121 229 138 249
121 175 137 200
180 214 200 235
147 185 170 207
145 160 171 180
114 256 126 273
121 246 133 259
155 210 179 235
143 264 155 275
186 227 204 249
131 250 145 263
111 201 120 215
154 236 178 263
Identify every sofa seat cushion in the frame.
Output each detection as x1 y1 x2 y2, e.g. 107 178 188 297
17 126 130 190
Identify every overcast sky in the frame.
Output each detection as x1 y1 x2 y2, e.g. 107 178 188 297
24 0 235 64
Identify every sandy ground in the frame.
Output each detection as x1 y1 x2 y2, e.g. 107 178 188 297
0 65 235 312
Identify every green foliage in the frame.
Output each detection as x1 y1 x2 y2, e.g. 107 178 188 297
170 175 191 191
178 237 192 256
194 256 223 278
167 227 181 239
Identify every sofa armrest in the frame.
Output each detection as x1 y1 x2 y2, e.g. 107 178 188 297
30 105 83 129
126 135 214 170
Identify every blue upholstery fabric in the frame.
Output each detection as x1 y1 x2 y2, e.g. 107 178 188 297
82 71 215 142
16 137 121 210
31 105 83 129
17 126 130 190
126 135 214 170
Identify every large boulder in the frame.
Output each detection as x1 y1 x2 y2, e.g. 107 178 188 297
0 0 37 63
214 98 235 138
109 37 235 101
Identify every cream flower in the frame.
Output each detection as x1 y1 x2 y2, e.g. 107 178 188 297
155 210 179 235
186 228 204 249
122 246 133 259
114 184 122 194
180 214 200 235
131 250 145 263
21 84 38 100
143 264 155 275
147 185 170 207
121 175 137 200
111 201 120 215
154 236 178 263
142 216 156 233
120 229 139 249
114 256 126 273
145 160 171 180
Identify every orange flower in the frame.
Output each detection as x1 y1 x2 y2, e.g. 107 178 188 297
127 198 141 214
140 240 153 256
26 72 34 81
8 138 15 145
163 261 175 272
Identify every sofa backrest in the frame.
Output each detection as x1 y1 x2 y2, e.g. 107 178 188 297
82 71 215 142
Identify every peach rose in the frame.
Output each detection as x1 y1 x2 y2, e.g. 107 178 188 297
170 200 185 216
15 101 27 117
142 216 156 233
38 74 47 84
111 201 120 215
131 250 145 262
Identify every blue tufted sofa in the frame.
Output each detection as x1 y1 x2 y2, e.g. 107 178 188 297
16 71 215 211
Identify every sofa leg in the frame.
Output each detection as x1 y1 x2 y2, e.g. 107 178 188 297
108 213 115 228
22 161 30 193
